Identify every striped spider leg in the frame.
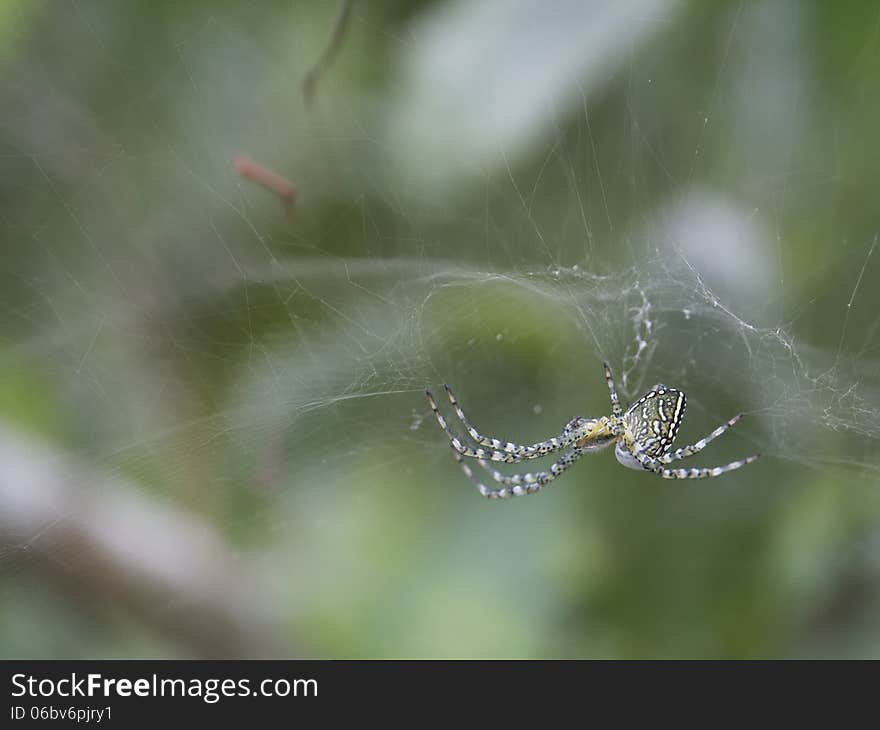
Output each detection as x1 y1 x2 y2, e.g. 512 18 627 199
426 384 613 497
603 361 622 417
630 449 760 479
452 448 585 499
425 386 580 463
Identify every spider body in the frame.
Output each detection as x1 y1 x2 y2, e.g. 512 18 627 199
426 363 758 499
619 386 685 454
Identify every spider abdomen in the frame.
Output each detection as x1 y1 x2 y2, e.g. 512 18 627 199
622 387 686 457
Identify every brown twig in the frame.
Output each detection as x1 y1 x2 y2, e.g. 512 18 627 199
234 154 297 214
302 0 354 107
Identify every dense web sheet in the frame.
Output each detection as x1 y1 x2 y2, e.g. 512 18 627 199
222 248 880 476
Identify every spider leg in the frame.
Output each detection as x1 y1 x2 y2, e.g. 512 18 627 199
443 384 574 458
472 457 544 486
453 448 584 498
426 387 570 463
633 449 759 479
657 413 745 464
603 362 622 417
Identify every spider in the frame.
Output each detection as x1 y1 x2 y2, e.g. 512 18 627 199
425 362 759 499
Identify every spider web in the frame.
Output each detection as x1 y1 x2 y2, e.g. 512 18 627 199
2 0 880 659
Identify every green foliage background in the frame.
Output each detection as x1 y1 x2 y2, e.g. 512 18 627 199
1 0 880 658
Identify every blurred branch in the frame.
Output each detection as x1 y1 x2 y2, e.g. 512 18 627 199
302 0 354 107
0 423 293 658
